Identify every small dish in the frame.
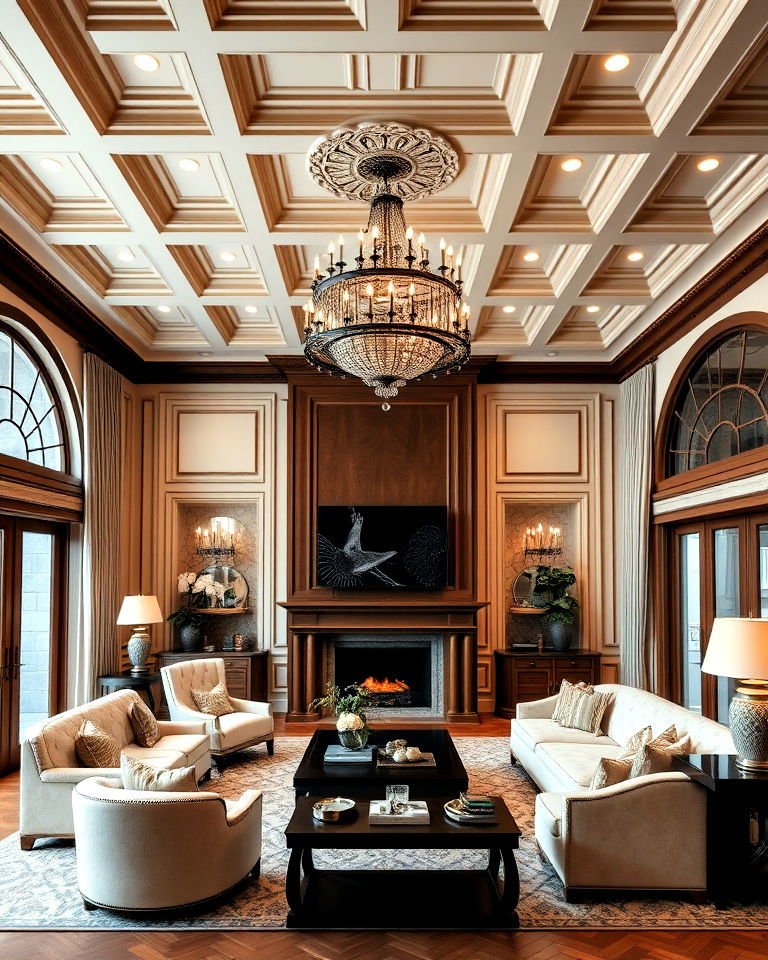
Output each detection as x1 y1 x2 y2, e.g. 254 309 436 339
311 797 357 823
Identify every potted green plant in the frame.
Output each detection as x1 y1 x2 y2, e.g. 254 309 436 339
167 571 221 652
533 565 579 650
310 681 373 749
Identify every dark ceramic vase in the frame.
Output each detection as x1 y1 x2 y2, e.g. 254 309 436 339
549 620 571 651
178 623 202 653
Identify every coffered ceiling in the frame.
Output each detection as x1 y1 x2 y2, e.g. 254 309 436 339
1 0 768 365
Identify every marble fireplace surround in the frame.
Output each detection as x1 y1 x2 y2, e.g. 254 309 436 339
280 600 484 723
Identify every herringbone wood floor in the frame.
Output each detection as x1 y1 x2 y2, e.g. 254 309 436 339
1 716 765 959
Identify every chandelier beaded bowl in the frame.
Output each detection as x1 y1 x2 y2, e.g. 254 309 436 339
303 123 471 409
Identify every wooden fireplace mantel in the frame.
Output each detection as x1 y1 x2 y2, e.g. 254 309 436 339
280 600 487 724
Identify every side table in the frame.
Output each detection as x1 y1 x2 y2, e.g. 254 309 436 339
672 753 768 908
97 672 162 714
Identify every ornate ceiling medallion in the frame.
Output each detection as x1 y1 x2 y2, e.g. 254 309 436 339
302 122 470 409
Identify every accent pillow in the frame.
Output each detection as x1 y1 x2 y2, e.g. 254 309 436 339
560 688 613 736
120 755 198 793
129 698 159 748
75 719 121 768
629 734 693 779
619 725 653 759
191 681 235 717
589 756 634 790
551 679 593 723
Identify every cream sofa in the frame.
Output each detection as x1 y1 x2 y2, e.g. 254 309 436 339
20 689 211 849
510 683 734 900
73 777 262 912
161 657 274 757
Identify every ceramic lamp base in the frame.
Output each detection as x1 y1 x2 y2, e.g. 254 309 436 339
730 690 768 770
127 626 151 676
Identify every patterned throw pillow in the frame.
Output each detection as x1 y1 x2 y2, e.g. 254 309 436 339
129 698 159 748
190 681 235 717
551 679 593 723
120 755 198 793
560 688 613 736
629 734 693 779
75 719 121 768
589 756 634 790
619 725 653 759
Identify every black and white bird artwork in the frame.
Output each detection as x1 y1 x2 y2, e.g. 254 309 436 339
317 508 403 587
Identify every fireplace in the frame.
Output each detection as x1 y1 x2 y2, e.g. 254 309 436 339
327 634 444 718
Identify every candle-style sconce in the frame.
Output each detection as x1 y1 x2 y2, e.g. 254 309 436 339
194 516 242 559
523 523 563 560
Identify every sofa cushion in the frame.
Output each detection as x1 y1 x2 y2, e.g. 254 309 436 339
551 680 593 723
629 736 693 779
560 688 613 736
75 720 121 768
119 744 186 768
129 699 158 748
120 755 198 793
589 755 634 790
618 725 653 758
213 712 272 753
536 741 624 789
153 734 210 767
514 718 617 750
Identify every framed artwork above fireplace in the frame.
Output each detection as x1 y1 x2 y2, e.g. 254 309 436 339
316 505 449 590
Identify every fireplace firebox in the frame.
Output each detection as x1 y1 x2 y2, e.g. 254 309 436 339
328 634 443 717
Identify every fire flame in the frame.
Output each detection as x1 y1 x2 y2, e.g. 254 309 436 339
360 676 410 693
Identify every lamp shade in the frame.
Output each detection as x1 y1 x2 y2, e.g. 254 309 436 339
116 595 163 626
701 618 768 680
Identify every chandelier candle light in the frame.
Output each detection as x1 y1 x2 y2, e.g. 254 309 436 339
303 123 471 409
195 516 238 558
524 523 563 559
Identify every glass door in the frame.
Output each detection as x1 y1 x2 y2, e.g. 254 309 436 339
677 529 702 714
0 516 64 775
710 523 745 722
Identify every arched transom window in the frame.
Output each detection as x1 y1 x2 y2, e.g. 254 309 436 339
0 325 65 471
668 328 768 477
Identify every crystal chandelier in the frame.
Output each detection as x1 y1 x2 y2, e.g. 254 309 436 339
303 123 471 408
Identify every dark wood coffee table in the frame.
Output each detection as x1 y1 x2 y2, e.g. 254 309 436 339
284 795 521 929
292 728 468 800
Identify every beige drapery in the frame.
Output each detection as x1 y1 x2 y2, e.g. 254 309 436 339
617 363 655 690
77 353 122 701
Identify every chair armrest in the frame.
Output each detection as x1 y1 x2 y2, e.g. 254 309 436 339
156 720 207 736
516 694 559 719
40 766 119 783
228 698 272 717
225 789 262 826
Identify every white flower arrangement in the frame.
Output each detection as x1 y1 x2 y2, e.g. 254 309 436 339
177 571 197 593
336 712 364 732
176 571 225 607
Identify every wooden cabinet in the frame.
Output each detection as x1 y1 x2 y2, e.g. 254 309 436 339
493 649 601 718
157 651 269 715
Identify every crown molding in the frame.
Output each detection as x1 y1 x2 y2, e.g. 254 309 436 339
2 221 768 387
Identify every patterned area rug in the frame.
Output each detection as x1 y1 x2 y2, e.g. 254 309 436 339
0 736 765 930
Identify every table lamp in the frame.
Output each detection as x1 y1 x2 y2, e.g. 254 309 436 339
116 595 163 676
701 617 768 770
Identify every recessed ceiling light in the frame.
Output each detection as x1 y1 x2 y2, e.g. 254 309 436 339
604 54 630 73
244 305 258 314
219 250 237 262
586 305 600 313
39 157 62 172
502 305 516 314
626 250 644 262
697 157 720 172
133 53 160 72
116 249 135 263
546 351 558 357
178 157 200 172
561 157 583 173
523 251 540 262
157 305 171 314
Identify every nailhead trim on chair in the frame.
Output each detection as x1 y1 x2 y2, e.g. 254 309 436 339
563 774 689 834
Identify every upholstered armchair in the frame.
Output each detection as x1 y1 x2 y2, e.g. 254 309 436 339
161 657 274 758
73 776 262 912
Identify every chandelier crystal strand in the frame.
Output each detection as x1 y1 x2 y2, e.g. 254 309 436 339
303 123 471 408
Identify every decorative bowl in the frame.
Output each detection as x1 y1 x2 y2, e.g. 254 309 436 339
311 797 357 823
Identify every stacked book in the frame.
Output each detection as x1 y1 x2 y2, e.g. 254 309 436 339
368 800 430 825
444 793 498 825
324 745 375 764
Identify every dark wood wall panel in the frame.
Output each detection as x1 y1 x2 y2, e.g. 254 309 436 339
316 403 448 506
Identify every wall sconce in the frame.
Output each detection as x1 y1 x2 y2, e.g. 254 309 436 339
195 516 240 559
523 523 563 560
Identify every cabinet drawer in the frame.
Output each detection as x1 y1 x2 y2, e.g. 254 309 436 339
514 667 552 702
223 667 248 697
553 659 595 685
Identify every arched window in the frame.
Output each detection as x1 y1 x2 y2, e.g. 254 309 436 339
0 322 66 471
666 327 768 477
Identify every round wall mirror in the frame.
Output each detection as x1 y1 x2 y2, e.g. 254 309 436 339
201 564 249 608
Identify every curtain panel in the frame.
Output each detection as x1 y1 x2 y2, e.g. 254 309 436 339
78 353 122 701
617 363 655 690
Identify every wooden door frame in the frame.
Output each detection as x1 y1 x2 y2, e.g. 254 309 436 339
0 515 68 773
